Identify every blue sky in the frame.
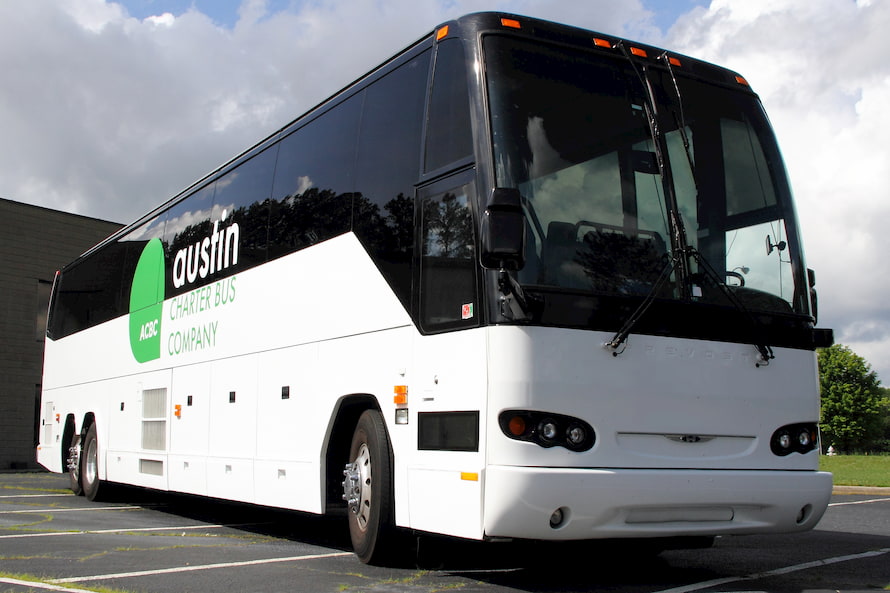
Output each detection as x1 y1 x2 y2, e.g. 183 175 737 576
0 0 888 379
115 0 709 33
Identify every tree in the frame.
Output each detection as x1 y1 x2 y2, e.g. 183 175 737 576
818 344 887 453
877 387 890 453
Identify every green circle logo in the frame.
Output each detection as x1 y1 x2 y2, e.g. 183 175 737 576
129 238 165 363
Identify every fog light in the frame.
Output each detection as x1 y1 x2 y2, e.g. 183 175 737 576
549 507 565 528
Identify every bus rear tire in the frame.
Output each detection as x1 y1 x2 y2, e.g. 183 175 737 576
344 409 395 565
67 435 84 496
81 424 104 502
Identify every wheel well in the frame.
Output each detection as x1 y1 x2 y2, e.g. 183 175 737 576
81 413 96 438
60 412 95 474
61 415 77 471
324 394 379 512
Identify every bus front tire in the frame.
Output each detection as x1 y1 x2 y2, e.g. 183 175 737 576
81 424 103 502
344 409 395 565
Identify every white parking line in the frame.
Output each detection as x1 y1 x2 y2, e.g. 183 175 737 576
49 551 354 583
0 505 140 514
829 497 890 507
652 547 890 593
0 522 234 539
0 493 74 499
0 577 98 593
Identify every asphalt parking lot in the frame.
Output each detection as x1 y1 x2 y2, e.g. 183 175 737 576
1 471 888 593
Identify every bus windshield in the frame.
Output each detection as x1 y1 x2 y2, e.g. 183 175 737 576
485 35 808 318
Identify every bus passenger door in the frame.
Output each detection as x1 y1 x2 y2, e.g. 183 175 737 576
406 170 487 540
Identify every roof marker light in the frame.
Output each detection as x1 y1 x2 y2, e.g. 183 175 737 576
669 56 682 67
630 46 648 58
593 37 611 48
735 75 750 86
436 25 449 41
501 17 521 29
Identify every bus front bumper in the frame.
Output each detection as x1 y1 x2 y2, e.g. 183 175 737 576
483 466 832 541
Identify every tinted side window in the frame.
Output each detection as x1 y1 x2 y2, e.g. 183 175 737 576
269 95 362 259
354 49 431 310
163 183 215 296
49 242 128 339
117 215 166 317
425 39 473 172
419 175 478 332
211 145 277 274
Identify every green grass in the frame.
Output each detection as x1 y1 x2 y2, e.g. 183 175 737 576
0 571 137 593
819 455 890 487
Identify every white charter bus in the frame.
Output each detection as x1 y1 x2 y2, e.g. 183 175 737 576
37 13 835 564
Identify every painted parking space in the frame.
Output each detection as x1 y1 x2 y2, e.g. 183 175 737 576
1 472 888 593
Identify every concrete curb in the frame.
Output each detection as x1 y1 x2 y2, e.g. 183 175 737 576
832 485 890 495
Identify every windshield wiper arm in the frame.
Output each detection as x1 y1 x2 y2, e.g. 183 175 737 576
605 245 775 366
614 41 693 298
660 52 697 182
687 248 775 366
604 251 682 355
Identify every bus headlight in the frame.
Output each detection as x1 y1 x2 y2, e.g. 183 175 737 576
770 423 818 456
566 424 588 448
539 419 559 441
499 410 595 452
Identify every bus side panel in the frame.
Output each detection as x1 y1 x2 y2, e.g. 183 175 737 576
402 328 488 540
318 327 413 518
203 356 258 503
254 344 322 512
36 391 62 472
105 369 172 491
169 363 212 496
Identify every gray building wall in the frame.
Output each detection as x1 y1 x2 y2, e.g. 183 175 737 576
0 198 122 469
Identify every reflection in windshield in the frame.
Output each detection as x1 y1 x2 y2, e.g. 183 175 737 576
485 35 807 317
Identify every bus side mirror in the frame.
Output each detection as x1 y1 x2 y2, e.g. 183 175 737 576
807 268 818 324
480 187 525 271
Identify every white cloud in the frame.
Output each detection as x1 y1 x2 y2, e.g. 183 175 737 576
144 12 175 27
0 0 656 226
667 0 890 381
